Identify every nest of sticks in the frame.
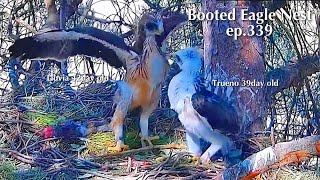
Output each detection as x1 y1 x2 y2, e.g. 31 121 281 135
0 77 317 179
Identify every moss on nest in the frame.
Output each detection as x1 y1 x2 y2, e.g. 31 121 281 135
0 162 17 180
125 131 171 149
85 132 116 155
0 163 47 180
84 130 171 155
24 111 65 126
15 168 47 180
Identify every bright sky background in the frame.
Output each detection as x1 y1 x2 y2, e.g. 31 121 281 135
87 0 147 15
83 0 147 32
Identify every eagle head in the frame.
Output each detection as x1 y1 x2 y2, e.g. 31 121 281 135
174 47 203 71
139 12 164 36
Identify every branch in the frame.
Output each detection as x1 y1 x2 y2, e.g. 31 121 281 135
14 18 37 33
143 0 161 10
59 0 67 29
218 135 320 180
78 0 94 24
82 14 134 28
266 55 320 99
95 144 187 158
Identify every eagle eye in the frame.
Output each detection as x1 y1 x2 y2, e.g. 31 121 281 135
146 22 158 31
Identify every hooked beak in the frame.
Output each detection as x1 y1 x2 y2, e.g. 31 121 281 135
155 21 164 35
174 54 182 67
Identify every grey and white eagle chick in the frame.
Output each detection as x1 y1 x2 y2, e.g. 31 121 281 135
168 47 239 163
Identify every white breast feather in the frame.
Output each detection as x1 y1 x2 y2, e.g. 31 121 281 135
168 71 215 135
168 72 196 114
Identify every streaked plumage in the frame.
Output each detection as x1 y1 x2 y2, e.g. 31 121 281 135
168 47 239 162
109 14 170 151
11 12 173 151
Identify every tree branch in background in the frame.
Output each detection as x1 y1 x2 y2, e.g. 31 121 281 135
14 18 37 34
65 0 83 20
83 14 134 28
59 0 66 29
266 55 320 100
143 0 161 10
78 0 93 24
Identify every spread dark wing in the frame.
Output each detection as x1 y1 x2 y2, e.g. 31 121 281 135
9 27 137 68
191 88 239 134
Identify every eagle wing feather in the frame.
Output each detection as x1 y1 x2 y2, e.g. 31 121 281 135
191 90 239 134
8 27 137 68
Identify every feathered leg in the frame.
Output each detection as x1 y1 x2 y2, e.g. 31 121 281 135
199 130 233 163
139 89 160 147
182 98 234 163
139 109 159 147
186 131 202 163
108 81 133 152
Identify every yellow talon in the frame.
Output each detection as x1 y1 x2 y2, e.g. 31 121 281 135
108 144 129 152
155 156 168 162
191 156 200 165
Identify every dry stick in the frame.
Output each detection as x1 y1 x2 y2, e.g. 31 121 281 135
10 153 34 164
270 127 275 147
14 18 37 33
67 168 112 179
79 0 94 24
96 144 187 158
0 119 37 125
0 148 33 159
0 147 78 169
20 137 58 152
0 148 35 164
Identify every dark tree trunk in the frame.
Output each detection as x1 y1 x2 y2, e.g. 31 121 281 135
202 1 320 179
202 0 267 132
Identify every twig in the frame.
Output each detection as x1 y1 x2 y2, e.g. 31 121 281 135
66 167 112 179
10 152 34 164
0 148 35 163
0 119 37 125
270 127 275 147
14 18 37 33
20 137 59 152
95 144 187 158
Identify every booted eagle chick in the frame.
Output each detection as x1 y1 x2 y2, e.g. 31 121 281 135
168 47 239 163
9 12 185 152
